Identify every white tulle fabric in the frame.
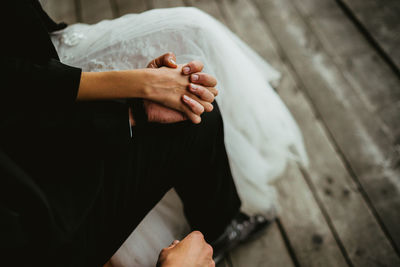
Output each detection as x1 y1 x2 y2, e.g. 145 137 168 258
51 7 307 266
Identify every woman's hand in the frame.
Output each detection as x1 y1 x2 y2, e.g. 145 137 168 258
140 53 218 124
77 52 217 124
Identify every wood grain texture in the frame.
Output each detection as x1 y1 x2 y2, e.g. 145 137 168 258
150 0 186 9
80 0 113 24
275 164 349 267
216 0 282 70
115 0 149 16
185 0 227 24
338 0 400 71
279 68 400 267
253 0 400 254
291 0 400 170
42 0 77 23
229 222 295 267
219 0 400 265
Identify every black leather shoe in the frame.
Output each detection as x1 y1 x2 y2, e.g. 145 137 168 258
211 212 271 264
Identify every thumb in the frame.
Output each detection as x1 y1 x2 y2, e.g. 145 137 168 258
147 52 177 68
161 52 178 68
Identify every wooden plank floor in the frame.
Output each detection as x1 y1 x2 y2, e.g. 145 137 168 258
337 0 400 74
43 0 400 266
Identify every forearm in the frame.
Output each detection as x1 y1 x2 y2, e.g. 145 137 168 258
75 65 212 124
76 69 150 101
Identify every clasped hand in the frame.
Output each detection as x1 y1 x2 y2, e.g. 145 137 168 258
129 52 218 125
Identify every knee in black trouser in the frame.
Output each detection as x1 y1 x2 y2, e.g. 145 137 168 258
131 100 227 178
184 101 226 163
199 101 224 131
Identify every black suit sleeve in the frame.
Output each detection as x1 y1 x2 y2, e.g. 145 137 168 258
2 57 82 110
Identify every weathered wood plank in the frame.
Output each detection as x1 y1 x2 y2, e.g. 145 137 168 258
190 0 347 265
253 0 400 254
216 0 282 70
150 0 185 9
80 0 113 24
338 0 400 72
275 164 349 267
220 0 400 265
114 0 149 16
229 222 295 267
42 0 77 24
291 0 400 169
185 0 227 25
286 0 400 260
279 68 400 267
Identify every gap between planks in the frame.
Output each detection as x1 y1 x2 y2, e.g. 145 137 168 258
252 0 400 258
219 0 400 265
285 0 400 256
334 0 400 78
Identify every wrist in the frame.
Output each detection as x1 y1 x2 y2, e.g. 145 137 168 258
108 70 143 99
77 69 154 100
134 68 155 100
118 68 157 99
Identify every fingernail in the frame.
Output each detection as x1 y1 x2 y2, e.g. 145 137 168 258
191 74 199 81
169 58 176 65
183 95 198 107
183 95 191 102
190 83 199 92
183 66 190 74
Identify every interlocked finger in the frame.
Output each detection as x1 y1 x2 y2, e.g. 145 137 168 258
190 73 217 88
182 95 205 116
185 90 214 112
207 87 218 97
189 83 215 103
148 52 177 68
181 99 202 124
182 60 204 75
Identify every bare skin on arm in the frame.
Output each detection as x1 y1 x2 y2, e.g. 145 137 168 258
77 52 218 124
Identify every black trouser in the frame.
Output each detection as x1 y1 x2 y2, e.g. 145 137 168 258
73 102 241 266
1 101 241 267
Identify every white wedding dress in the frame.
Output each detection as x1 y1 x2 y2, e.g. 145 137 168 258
51 7 307 266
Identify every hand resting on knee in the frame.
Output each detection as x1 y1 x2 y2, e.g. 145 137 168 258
77 52 218 124
140 52 218 124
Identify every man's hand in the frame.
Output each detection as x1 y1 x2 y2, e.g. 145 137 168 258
129 52 218 125
157 231 215 267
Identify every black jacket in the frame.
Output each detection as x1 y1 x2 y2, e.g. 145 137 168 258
0 1 130 264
